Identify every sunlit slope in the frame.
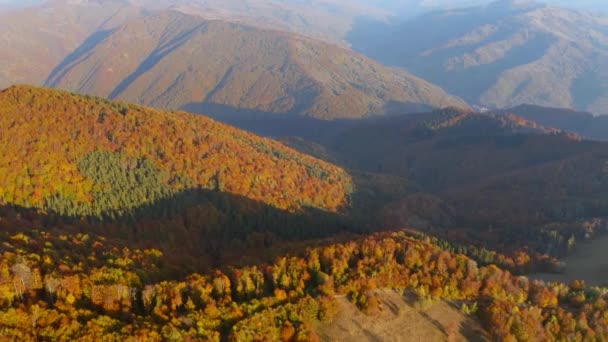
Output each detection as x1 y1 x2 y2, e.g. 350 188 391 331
47 11 467 120
0 85 352 216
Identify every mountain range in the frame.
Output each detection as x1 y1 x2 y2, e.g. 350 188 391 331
351 0 608 114
0 86 607 340
2 0 608 340
46 11 467 120
0 0 150 89
4 0 608 119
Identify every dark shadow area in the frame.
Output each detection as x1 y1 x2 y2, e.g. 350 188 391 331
382 100 434 116
460 320 488 342
182 101 435 143
0 185 369 278
182 101 358 142
108 23 206 99
45 29 115 87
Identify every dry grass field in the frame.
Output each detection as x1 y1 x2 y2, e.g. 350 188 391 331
317 290 488 342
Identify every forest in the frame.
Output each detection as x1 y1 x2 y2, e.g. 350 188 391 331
0 204 606 341
1 86 608 340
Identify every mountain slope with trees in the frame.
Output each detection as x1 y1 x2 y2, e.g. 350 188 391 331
286 108 608 261
0 84 607 341
0 85 352 214
0 208 606 341
46 11 467 120
497 104 608 141
0 85 362 272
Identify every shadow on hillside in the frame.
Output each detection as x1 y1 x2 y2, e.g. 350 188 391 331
45 29 115 87
108 24 205 99
182 101 357 141
182 101 432 142
1 186 368 276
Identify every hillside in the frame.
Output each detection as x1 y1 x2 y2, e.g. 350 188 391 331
0 0 391 91
0 85 352 213
0 0 150 90
498 104 608 141
351 0 608 114
1 212 606 340
46 11 467 120
161 0 390 45
0 85 358 270
317 289 488 342
301 108 608 258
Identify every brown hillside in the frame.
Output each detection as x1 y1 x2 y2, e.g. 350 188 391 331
313 108 608 255
0 0 148 89
46 11 467 120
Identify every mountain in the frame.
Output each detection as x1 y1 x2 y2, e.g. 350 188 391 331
0 0 391 90
498 104 608 141
157 0 390 45
300 108 608 255
351 0 608 114
0 0 152 90
0 85 357 270
0 85 352 213
46 11 467 120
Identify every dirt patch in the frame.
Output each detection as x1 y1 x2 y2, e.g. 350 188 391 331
316 289 488 342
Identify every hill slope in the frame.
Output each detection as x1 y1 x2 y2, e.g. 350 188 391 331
0 0 150 90
498 104 608 141
0 85 352 214
310 108 608 255
0 85 358 271
46 11 467 120
317 289 488 342
352 0 608 114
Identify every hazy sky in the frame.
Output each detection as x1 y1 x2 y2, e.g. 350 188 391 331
1 0 607 14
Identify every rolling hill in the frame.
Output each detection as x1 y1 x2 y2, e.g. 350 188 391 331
45 11 467 120
351 0 608 114
0 85 352 214
2 211 605 341
0 85 358 271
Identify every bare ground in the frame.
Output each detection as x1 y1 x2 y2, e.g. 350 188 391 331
316 289 488 342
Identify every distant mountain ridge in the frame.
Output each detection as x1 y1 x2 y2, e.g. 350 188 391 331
46 11 467 120
0 0 151 89
351 0 608 114
313 107 607 232
497 104 608 141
